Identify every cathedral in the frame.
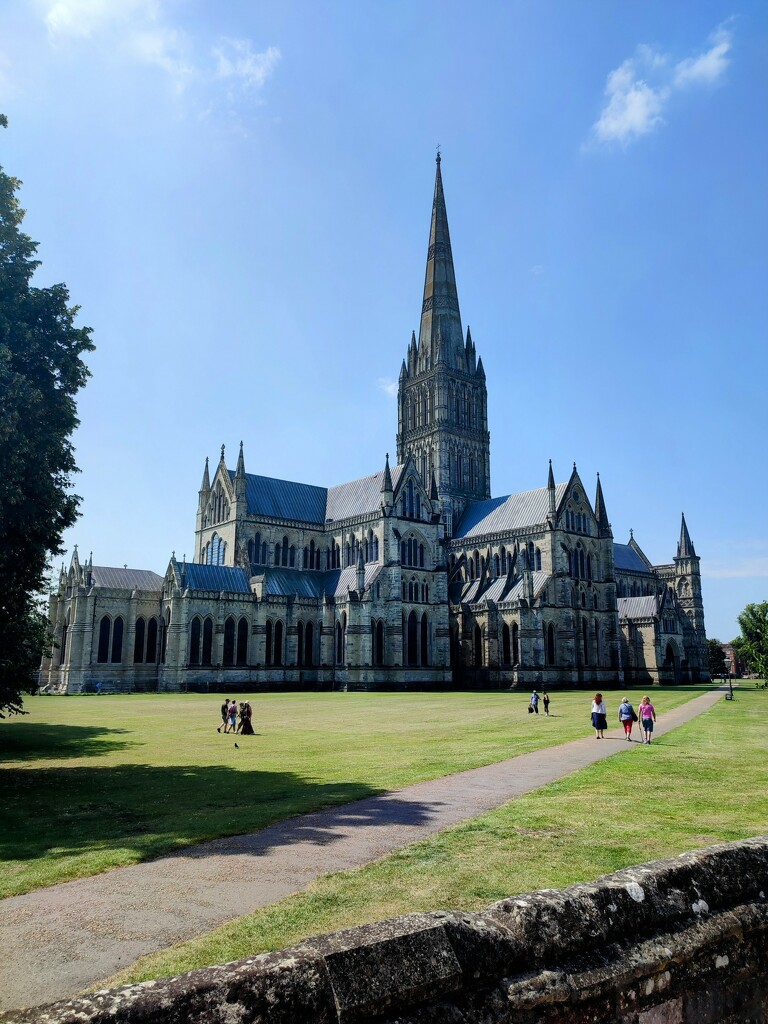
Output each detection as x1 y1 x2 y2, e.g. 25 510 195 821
40 157 709 694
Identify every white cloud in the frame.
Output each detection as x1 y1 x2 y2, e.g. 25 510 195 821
213 39 280 94
42 0 155 39
35 1 279 107
129 27 193 93
591 24 733 146
530 264 544 275
377 378 398 399
674 26 732 88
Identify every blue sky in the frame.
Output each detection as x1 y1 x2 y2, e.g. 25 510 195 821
2 1 766 642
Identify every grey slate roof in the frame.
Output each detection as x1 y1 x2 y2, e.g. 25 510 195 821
326 467 405 521
261 563 383 599
90 566 164 591
453 570 550 606
232 466 406 525
613 544 651 573
455 484 568 539
617 595 659 620
177 564 251 594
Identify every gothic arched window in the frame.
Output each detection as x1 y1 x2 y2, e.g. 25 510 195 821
237 617 248 666
111 617 124 663
202 617 213 666
133 617 146 664
97 615 111 664
223 616 236 666
189 616 201 665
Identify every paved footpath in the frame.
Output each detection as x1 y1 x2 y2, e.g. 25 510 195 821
1 689 723 1012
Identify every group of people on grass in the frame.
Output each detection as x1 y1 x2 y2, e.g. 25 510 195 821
590 693 657 743
217 698 254 735
528 690 550 716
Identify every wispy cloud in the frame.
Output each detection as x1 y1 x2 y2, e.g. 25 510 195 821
377 377 398 399
35 0 279 106
213 39 280 97
674 26 732 88
591 24 732 146
529 264 544 276
704 557 768 579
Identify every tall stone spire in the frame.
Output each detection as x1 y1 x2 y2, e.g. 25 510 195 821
397 154 491 527
419 152 464 363
677 512 696 558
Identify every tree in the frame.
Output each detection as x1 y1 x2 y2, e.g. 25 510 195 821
733 602 768 684
707 638 727 678
0 118 94 716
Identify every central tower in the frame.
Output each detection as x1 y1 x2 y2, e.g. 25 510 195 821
396 155 491 529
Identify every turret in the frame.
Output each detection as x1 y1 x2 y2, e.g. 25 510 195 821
673 513 707 672
235 441 246 501
198 456 211 509
547 459 556 517
594 472 611 538
380 452 393 512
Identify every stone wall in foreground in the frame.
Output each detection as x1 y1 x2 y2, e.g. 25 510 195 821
3 837 767 1024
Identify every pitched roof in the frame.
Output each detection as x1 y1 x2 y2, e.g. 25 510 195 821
455 484 568 539
90 566 164 591
613 543 652 573
176 564 251 594
231 466 406 525
326 466 405 521
617 595 659 620
260 563 383 599
452 570 550 606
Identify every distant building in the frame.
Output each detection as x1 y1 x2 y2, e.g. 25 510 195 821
40 157 708 693
720 642 743 678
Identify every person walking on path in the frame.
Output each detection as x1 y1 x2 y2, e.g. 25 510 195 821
591 693 607 738
618 696 636 741
217 699 229 733
226 700 239 733
530 690 540 715
542 691 550 716
639 695 657 743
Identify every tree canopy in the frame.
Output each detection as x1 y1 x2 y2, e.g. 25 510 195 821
0 120 94 715
706 638 727 678
733 601 768 684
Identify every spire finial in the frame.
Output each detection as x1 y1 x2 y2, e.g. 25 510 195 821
629 529 633 539
220 443 225 460
436 143 441 163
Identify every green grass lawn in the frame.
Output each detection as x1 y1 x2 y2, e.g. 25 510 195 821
106 688 768 987
1 686 709 898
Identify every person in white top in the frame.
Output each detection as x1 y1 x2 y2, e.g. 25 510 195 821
591 693 607 738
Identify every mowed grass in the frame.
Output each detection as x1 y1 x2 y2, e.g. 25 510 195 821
1 687 707 897
109 688 768 987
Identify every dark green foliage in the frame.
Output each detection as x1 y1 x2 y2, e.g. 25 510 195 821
734 602 768 683
0 121 94 716
707 638 727 677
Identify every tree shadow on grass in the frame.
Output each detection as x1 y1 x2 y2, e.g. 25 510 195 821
0 723 135 761
0 763 440 892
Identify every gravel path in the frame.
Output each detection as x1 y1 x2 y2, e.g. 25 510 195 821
0 689 723 1011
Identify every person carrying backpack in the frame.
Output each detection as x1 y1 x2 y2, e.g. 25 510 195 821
530 690 540 715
